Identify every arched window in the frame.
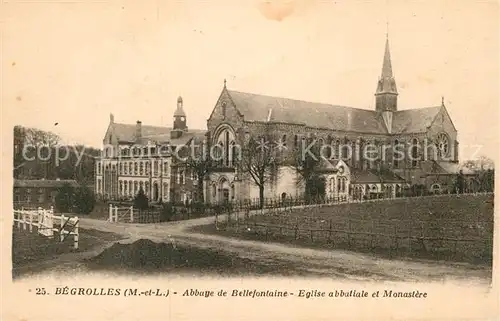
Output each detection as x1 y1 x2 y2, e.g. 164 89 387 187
179 170 185 185
212 184 217 198
411 138 418 167
139 162 144 175
393 140 400 168
229 141 236 166
134 163 138 175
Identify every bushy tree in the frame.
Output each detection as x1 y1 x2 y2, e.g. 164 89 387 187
55 183 75 212
134 187 149 210
73 185 96 214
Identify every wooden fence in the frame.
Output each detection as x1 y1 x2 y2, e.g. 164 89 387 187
218 193 494 262
13 207 80 249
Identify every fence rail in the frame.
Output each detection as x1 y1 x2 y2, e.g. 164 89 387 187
13 207 79 249
216 192 494 262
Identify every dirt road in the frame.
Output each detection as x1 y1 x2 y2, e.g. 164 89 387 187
79 216 492 283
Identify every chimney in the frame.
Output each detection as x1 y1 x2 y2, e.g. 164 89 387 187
136 121 142 140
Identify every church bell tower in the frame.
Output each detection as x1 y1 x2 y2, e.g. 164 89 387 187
171 96 188 139
375 35 398 132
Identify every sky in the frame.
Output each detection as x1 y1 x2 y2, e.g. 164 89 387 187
2 0 499 161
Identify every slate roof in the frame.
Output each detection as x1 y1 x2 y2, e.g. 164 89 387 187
226 89 442 135
113 123 171 143
391 107 442 134
112 123 206 145
227 90 387 134
14 179 79 188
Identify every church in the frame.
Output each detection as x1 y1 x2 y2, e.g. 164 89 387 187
204 36 464 203
96 37 466 204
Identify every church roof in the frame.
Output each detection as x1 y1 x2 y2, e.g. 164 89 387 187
226 90 388 134
391 106 442 134
226 89 442 134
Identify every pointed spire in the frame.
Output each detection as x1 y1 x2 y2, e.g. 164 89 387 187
381 37 393 78
441 96 444 106
223 78 227 88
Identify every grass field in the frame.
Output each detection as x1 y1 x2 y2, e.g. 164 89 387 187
193 194 494 265
12 226 124 274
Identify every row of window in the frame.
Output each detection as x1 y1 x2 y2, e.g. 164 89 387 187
96 179 169 197
96 161 170 177
329 177 348 194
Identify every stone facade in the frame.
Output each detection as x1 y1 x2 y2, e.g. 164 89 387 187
204 37 463 203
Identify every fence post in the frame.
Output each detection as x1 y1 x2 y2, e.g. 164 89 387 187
60 214 65 242
130 206 134 223
29 211 33 233
73 217 79 249
328 220 332 243
36 207 42 232
347 219 351 247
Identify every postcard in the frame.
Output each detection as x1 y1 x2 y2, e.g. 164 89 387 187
2 0 498 320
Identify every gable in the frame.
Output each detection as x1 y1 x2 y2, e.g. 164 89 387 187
207 88 245 129
428 106 457 134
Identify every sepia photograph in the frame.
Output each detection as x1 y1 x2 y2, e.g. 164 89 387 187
2 0 498 320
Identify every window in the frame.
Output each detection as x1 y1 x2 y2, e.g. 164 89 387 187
222 102 227 118
393 140 400 168
145 161 150 175
411 138 418 167
119 163 123 175
139 162 144 175
179 170 185 185
294 135 298 148
282 134 287 147
212 184 217 197
437 133 449 158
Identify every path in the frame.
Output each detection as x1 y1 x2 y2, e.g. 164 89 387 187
79 215 492 283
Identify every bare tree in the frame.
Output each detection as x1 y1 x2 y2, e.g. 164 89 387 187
183 135 215 203
240 129 280 209
290 136 324 201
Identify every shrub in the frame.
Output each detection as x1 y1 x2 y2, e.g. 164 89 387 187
55 183 76 212
73 185 96 214
133 187 149 210
160 202 176 222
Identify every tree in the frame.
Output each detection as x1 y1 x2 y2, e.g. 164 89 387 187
73 185 96 214
454 170 465 194
134 187 149 210
183 135 215 203
240 130 280 209
291 136 324 200
55 183 76 212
